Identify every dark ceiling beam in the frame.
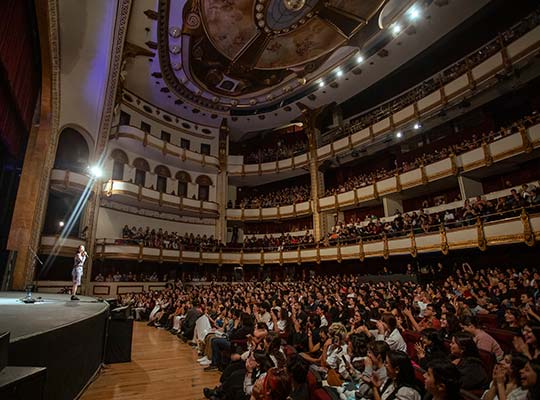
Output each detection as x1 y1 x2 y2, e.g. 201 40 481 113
318 6 365 38
230 32 270 73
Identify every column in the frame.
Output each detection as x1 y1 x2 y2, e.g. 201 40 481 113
215 120 229 243
332 104 343 128
458 175 484 200
7 2 56 290
383 195 403 217
298 104 325 241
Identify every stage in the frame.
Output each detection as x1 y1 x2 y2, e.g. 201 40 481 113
0 292 109 400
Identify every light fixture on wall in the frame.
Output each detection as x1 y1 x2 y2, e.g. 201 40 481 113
283 0 306 12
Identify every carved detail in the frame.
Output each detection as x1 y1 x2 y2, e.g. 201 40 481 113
521 208 535 247
476 217 487 251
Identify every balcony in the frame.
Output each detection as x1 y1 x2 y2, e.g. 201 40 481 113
49 169 91 194
102 180 219 218
226 123 540 221
112 125 220 172
227 23 540 177
94 212 540 265
40 236 82 257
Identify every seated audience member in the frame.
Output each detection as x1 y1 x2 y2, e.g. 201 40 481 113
460 315 504 361
414 328 448 370
178 300 203 341
403 304 441 332
450 332 490 390
250 367 292 400
286 356 309 400
520 360 540 400
439 312 461 341
356 341 390 399
368 350 421 400
513 325 540 361
321 323 350 378
423 358 461 400
482 353 529 400
362 313 407 353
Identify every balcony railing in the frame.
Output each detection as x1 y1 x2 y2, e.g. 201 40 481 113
87 209 539 265
227 123 540 221
112 125 220 170
49 169 91 192
102 180 219 216
228 17 540 176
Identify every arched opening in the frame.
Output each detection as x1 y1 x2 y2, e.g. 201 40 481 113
175 171 191 197
154 165 171 193
133 158 150 187
54 128 90 174
195 175 212 201
111 149 129 181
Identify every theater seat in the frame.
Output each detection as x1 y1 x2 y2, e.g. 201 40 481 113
477 314 498 330
484 328 515 354
478 349 496 377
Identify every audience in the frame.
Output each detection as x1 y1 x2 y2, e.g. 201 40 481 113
116 261 540 400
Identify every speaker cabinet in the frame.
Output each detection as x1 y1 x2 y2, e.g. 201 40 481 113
105 318 133 364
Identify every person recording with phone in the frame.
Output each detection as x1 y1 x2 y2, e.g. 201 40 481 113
71 244 87 300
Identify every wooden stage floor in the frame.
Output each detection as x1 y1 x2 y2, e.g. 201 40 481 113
81 322 221 400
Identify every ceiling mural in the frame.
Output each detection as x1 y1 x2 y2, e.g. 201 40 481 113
158 0 395 111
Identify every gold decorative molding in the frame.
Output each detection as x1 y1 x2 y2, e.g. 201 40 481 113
358 239 365 262
440 224 449 255
476 217 487 251
383 234 389 260
409 231 417 258
520 127 533 153
482 142 493 166
521 208 535 247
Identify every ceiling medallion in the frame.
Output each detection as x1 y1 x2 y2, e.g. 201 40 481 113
283 0 306 12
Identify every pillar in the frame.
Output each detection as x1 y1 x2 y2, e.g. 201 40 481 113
458 175 484 201
215 120 229 243
298 104 326 241
7 1 56 290
383 195 403 217
332 104 343 128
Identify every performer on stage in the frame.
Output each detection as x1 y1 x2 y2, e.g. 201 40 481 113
71 245 87 300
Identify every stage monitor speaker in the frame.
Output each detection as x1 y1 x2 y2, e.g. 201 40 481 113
0 332 9 371
0 366 46 400
105 318 133 364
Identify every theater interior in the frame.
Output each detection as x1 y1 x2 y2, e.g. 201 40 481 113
1 0 540 399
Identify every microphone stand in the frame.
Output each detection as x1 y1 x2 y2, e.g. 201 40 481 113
21 247 43 303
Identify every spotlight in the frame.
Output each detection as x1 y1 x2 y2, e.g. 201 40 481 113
59 221 65 227
413 122 421 130
356 54 364 64
396 131 403 138
408 6 421 20
335 69 343 77
89 165 103 178
392 24 401 35
318 81 325 88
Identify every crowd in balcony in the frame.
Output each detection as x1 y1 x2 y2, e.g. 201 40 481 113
118 260 540 400
93 271 163 282
236 184 311 209
325 112 540 196
242 232 315 252
244 141 307 164
121 226 224 252
323 185 540 246
333 8 540 142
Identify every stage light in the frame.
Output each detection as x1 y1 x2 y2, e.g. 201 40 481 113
335 69 343 77
59 221 65 227
89 165 103 178
392 24 401 35
318 81 325 88
408 6 421 21
396 131 403 138
356 54 364 64
414 122 421 130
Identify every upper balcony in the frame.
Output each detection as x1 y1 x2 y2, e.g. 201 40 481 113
102 180 219 218
227 20 540 178
49 169 91 194
226 122 540 221
111 125 220 172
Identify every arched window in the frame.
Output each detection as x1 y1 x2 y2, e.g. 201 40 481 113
175 171 191 197
111 149 128 181
133 158 150 187
54 128 90 174
154 165 171 193
195 175 213 201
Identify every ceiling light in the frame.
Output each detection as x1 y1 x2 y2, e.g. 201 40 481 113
392 24 401 35
408 6 421 20
58 221 65 227
396 131 403 138
318 81 325 88
335 69 343 77
356 54 364 64
414 122 421 130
